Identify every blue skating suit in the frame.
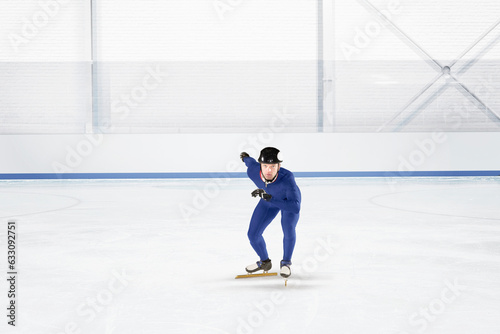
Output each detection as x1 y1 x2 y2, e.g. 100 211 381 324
243 156 301 263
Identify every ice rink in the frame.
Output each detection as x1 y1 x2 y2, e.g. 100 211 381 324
1 176 500 334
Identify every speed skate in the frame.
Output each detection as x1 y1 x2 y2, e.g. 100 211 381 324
236 259 290 285
236 259 277 279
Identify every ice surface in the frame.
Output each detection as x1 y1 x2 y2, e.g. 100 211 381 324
1 176 500 334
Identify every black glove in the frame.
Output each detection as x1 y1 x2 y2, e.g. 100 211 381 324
240 152 249 162
251 188 272 201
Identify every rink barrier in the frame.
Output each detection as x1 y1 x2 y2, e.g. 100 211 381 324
0 171 499 180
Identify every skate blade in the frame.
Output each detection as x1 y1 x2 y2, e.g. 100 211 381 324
235 272 278 279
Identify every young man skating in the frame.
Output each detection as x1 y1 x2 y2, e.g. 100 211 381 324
240 147 301 278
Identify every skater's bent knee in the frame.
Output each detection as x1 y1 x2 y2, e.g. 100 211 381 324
247 230 261 241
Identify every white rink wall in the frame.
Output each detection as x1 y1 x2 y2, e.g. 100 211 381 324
1 132 499 177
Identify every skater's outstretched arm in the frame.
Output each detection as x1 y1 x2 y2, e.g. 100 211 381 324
241 152 258 168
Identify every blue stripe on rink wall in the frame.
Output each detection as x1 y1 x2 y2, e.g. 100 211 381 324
0 171 499 180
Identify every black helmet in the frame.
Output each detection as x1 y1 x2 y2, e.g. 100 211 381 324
258 147 282 164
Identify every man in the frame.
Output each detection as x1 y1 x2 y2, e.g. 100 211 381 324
240 147 301 278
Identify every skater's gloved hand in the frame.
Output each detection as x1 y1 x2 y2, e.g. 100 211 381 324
251 189 264 198
251 188 272 201
240 152 249 162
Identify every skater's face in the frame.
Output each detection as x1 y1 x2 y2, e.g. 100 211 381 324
261 163 280 181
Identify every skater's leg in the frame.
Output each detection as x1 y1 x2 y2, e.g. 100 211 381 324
281 211 300 262
247 201 280 261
